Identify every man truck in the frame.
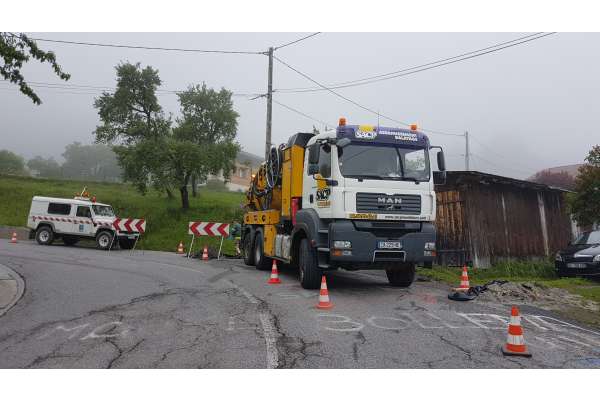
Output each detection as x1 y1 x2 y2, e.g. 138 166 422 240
241 118 446 289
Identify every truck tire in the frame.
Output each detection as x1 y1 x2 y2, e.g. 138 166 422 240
118 237 136 250
35 226 54 246
386 263 416 287
299 238 322 289
62 236 79 246
96 231 114 251
242 233 255 266
253 231 271 270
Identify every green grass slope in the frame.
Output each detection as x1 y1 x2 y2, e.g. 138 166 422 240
0 174 245 254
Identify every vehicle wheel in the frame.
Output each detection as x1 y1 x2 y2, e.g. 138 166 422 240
118 237 136 250
386 263 416 287
35 226 54 246
62 236 79 246
96 231 114 251
299 238 322 289
242 232 255 266
253 231 271 270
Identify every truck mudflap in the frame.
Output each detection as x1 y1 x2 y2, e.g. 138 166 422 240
327 220 435 269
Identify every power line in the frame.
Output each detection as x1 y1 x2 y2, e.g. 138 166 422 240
273 55 463 137
469 135 538 172
470 153 534 176
23 35 263 55
277 32 556 93
272 99 332 127
274 32 321 50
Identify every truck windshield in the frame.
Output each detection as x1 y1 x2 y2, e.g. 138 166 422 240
338 143 430 182
92 205 115 217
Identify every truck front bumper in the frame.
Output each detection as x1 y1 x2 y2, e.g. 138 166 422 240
325 220 435 270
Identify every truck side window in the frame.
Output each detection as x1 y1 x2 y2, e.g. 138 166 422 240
76 206 92 218
318 145 331 178
47 203 71 215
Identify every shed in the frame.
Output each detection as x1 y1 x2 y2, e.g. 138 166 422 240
434 171 572 267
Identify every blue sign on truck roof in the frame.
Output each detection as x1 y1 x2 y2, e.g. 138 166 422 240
337 125 430 147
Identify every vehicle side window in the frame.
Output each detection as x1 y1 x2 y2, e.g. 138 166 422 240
318 145 331 178
76 206 92 218
47 203 71 215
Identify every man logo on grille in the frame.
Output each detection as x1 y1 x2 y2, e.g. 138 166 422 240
377 197 402 205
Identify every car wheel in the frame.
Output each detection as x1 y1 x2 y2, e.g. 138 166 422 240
299 238 322 289
96 231 114 251
386 263 416 287
35 226 54 246
62 236 79 246
118 237 136 250
253 231 271 270
243 232 255 266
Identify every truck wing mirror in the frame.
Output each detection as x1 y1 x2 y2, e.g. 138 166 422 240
336 137 351 148
308 143 320 164
307 164 319 175
437 151 446 172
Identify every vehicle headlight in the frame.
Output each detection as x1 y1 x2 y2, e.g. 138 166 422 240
555 252 563 262
593 254 600 263
424 242 436 250
333 240 352 249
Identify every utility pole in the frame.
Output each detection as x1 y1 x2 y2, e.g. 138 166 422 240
464 131 470 171
265 46 274 160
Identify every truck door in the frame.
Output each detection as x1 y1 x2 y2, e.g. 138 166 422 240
75 206 94 236
303 143 333 219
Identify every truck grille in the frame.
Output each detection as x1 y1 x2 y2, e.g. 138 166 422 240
356 193 421 215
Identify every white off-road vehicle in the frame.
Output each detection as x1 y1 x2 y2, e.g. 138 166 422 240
27 195 139 250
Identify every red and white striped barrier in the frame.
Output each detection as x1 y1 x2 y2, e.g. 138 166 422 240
188 222 229 237
113 218 146 233
187 221 229 260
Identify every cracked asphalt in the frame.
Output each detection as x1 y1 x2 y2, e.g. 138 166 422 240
1 238 599 368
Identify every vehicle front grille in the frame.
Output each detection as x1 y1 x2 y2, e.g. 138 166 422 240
356 193 421 215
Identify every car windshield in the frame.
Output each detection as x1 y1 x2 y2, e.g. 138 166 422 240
92 205 115 217
573 231 600 245
338 143 430 182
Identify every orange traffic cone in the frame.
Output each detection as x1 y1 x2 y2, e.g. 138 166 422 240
10 232 17 244
501 306 532 357
267 260 281 284
176 241 185 254
202 246 209 261
316 275 333 309
455 265 470 291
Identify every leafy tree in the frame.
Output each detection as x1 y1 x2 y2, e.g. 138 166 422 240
530 170 576 191
0 32 70 105
569 145 600 227
27 156 62 178
173 84 240 208
0 150 26 175
61 142 122 182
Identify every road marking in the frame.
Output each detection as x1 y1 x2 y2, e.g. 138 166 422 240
316 314 364 332
80 321 129 340
367 316 411 330
38 323 90 340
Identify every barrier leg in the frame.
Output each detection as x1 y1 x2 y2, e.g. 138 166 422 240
217 236 224 260
188 235 195 258
130 235 140 256
108 231 116 253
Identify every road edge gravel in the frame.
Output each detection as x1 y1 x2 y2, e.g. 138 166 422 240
0 262 25 317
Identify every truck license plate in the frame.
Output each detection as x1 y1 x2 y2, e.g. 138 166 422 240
378 241 402 249
567 263 588 269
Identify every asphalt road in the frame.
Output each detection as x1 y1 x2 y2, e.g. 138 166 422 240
1 239 599 368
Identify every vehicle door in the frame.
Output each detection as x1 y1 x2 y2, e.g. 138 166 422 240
303 142 333 219
46 202 74 234
75 206 94 236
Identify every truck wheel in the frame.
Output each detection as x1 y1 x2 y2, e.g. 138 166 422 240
242 233 255 266
253 231 271 270
299 238 322 289
118 237 136 250
35 226 54 246
96 231 114 251
62 236 79 246
386 263 416 287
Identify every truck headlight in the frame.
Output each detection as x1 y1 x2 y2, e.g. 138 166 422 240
424 242 436 250
593 255 600 263
555 252 563 262
333 240 352 249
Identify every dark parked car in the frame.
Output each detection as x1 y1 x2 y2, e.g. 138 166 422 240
555 230 600 277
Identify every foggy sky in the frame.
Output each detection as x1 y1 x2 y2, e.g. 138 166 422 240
1 32 598 179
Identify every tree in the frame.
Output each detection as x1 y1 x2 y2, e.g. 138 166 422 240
0 150 25 175
27 156 62 178
530 170 576 191
0 32 70 105
61 142 122 182
569 145 600 227
173 84 240 208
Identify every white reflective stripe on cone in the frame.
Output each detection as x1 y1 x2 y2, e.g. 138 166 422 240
319 295 329 302
506 334 525 345
510 316 521 325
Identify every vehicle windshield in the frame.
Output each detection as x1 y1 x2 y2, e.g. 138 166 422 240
573 231 600 245
338 143 430 182
92 205 115 217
